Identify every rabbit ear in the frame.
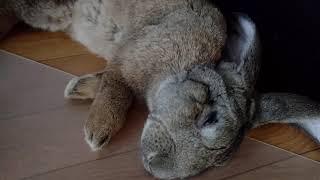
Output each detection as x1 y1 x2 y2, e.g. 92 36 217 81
214 14 260 117
253 93 320 143
217 13 260 95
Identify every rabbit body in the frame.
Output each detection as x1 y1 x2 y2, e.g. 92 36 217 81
3 0 320 179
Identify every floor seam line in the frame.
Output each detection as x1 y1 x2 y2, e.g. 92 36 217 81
40 53 90 62
220 156 296 180
21 148 139 180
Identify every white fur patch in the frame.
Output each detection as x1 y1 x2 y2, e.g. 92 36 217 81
84 127 101 152
64 77 80 98
237 15 256 63
70 0 121 60
201 126 218 139
64 75 98 99
300 120 320 142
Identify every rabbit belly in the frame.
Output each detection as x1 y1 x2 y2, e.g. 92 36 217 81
70 0 124 60
69 0 190 61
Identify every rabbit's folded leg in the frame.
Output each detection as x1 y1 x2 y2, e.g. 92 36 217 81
64 72 104 100
84 68 133 151
12 0 75 32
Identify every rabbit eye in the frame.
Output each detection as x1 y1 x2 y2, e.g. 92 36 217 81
202 111 218 127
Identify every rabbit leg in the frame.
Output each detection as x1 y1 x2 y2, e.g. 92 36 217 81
5 0 75 32
84 67 133 151
254 93 320 143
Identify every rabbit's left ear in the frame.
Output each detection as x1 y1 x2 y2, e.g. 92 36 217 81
216 13 261 96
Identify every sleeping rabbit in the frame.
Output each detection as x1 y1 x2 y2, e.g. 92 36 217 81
2 0 319 179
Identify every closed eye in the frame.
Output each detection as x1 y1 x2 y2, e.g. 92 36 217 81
206 146 228 151
202 111 218 127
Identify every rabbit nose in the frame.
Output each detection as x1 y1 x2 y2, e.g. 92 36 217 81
141 137 175 176
146 152 169 166
141 134 173 159
143 151 174 174
141 120 176 175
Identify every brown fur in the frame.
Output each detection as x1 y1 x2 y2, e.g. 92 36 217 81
4 0 320 179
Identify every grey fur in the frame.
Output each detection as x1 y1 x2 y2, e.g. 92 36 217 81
3 0 320 179
253 93 320 143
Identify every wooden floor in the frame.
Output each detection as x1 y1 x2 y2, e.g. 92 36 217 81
1 24 320 179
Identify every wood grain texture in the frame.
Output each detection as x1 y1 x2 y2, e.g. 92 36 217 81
0 24 88 61
249 124 319 154
227 156 320 180
0 104 147 180
42 54 106 76
26 139 294 180
0 51 147 179
193 139 294 180
0 50 73 120
303 149 320 162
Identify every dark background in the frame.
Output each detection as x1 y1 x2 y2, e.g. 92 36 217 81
213 0 320 100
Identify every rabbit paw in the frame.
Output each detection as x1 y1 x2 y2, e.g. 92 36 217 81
84 121 112 151
64 74 101 100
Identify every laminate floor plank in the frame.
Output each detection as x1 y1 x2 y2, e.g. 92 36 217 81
302 149 320 162
42 54 106 76
0 50 73 120
249 124 319 154
227 156 320 180
0 25 88 61
0 50 147 179
27 139 294 180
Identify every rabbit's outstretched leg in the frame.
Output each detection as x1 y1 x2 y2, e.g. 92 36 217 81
66 67 133 151
254 93 320 143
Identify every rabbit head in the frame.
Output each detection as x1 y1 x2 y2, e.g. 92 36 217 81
141 14 260 179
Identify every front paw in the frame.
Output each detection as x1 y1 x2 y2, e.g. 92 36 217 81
84 122 112 151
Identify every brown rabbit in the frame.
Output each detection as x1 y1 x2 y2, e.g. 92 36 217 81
2 0 320 179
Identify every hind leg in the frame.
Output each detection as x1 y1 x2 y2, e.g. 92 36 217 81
64 71 104 100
